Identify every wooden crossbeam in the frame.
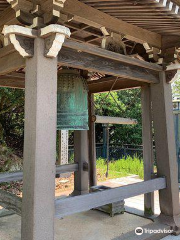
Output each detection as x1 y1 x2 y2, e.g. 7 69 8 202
0 51 25 75
58 48 159 83
0 178 166 219
63 0 162 48
0 41 160 86
0 75 146 93
0 7 18 32
0 164 78 183
0 44 25 75
88 77 146 93
0 76 25 89
171 0 180 7
0 40 161 77
55 178 166 219
64 40 162 72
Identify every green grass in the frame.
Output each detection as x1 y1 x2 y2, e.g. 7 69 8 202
97 155 144 180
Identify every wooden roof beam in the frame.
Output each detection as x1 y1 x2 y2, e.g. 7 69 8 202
63 39 162 72
0 39 161 88
63 0 162 48
0 44 25 75
0 75 25 89
171 0 180 7
58 47 159 83
88 77 146 93
0 75 145 92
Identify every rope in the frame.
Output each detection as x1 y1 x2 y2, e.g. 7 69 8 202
89 77 119 115
88 76 140 179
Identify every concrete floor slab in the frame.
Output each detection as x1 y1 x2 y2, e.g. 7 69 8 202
163 237 180 240
0 211 153 240
1 176 180 240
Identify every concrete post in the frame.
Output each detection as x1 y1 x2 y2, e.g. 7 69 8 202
141 85 154 216
88 93 97 187
73 130 89 195
151 71 180 228
21 38 57 240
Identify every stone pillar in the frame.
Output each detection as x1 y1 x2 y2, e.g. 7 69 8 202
141 85 154 216
21 38 57 240
73 130 89 195
3 23 70 240
151 71 180 229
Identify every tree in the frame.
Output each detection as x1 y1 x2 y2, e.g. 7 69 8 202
0 87 143 157
0 88 25 156
94 88 142 146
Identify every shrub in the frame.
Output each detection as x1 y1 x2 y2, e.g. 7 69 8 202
96 155 144 179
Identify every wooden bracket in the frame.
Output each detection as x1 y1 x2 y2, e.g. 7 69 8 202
143 43 161 63
165 69 179 84
3 24 70 58
144 41 180 68
163 47 177 65
3 25 37 57
40 24 71 58
7 0 34 25
160 47 180 67
100 27 110 37
7 0 68 28
43 0 67 25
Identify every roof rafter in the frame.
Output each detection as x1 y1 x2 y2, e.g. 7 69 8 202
63 0 162 48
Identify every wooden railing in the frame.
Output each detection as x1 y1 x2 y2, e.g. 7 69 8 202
0 163 78 183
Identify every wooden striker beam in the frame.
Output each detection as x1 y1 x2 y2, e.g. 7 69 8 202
92 115 137 125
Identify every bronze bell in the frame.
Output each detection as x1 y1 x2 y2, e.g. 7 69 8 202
57 69 89 130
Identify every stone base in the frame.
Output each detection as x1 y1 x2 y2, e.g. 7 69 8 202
157 213 180 235
91 185 125 217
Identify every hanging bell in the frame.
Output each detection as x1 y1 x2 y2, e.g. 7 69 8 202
57 69 89 130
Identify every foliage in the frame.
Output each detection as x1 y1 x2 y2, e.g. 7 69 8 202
0 87 142 172
0 145 22 172
172 78 180 97
94 89 142 145
69 153 74 163
96 155 144 180
0 88 25 156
